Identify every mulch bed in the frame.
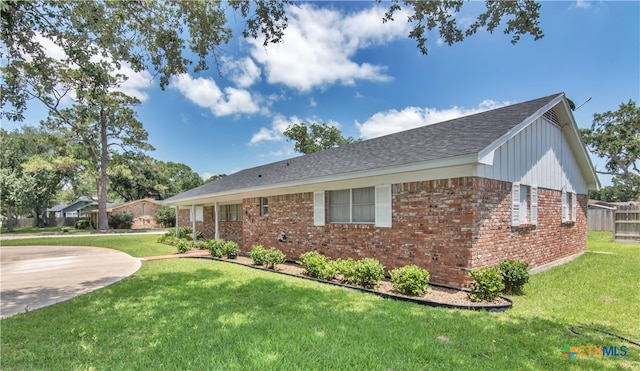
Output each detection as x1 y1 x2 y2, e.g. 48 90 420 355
189 252 512 311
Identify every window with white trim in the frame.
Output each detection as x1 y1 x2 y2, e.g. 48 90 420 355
328 187 375 224
261 197 269 217
561 189 577 223
512 182 538 227
218 204 242 221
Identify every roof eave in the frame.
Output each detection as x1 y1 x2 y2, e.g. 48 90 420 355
163 154 480 206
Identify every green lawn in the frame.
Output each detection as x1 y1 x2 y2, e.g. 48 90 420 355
0 232 638 369
0 234 174 258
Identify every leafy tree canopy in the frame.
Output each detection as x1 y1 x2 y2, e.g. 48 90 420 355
284 123 358 154
581 99 639 200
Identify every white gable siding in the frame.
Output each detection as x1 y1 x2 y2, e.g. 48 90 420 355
475 116 588 194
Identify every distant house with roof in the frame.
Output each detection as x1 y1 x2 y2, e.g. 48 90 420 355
164 93 599 287
89 198 163 229
47 197 96 219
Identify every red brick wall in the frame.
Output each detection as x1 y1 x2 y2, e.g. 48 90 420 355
177 176 588 287
472 178 587 270
177 207 242 244
112 201 162 229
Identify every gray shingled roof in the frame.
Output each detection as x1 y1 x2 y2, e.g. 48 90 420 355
165 93 562 202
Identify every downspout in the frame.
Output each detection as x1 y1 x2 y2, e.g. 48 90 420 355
214 202 219 240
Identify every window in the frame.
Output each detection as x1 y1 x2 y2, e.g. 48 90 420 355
218 204 242 221
229 204 242 221
562 190 577 223
328 187 375 223
512 183 538 226
261 197 269 216
218 205 227 221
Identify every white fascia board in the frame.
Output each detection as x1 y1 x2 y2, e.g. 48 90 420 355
165 155 479 207
477 94 565 166
556 100 601 191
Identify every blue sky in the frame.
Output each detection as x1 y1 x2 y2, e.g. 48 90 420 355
8 1 640 187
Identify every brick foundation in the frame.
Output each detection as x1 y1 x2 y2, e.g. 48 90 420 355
178 176 587 287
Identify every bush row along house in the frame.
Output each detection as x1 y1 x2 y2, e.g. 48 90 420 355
164 93 599 287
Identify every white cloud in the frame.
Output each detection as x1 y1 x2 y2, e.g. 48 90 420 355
249 115 300 145
574 0 591 9
222 56 262 88
32 33 153 102
247 4 411 92
356 100 507 139
172 74 260 117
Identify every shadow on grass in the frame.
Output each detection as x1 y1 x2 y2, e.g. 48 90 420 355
2 260 637 370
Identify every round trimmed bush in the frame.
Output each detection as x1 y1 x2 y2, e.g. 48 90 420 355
498 259 530 295
206 239 226 258
469 267 505 302
390 264 430 296
353 258 384 289
298 251 335 280
264 247 286 269
223 241 240 259
250 245 267 265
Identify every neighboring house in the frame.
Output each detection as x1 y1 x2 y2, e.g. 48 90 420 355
89 198 162 229
47 197 96 218
164 93 599 287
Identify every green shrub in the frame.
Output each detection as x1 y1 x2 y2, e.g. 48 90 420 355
332 258 357 284
250 245 267 265
206 239 226 258
108 212 133 229
390 265 430 296
175 239 192 254
469 267 505 302
223 241 240 259
153 205 176 227
74 219 91 230
298 251 335 280
264 247 286 269
193 241 207 250
157 231 172 243
353 258 385 289
178 226 203 240
61 227 70 233
498 259 530 295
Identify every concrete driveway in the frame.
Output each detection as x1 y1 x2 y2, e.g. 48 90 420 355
0 246 141 318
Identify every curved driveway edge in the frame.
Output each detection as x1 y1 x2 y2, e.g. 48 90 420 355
0 246 141 318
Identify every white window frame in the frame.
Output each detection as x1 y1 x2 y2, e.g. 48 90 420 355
328 187 375 224
261 197 269 217
512 182 538 227
194 206 203 222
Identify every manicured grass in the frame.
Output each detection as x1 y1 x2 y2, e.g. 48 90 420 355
1 232 638 369
0 234 174 258
1 225 167 235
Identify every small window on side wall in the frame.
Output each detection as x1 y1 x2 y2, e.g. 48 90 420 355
512 182 537 227
261 197 269 217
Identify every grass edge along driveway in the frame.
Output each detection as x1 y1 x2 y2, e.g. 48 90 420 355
1 232 638 370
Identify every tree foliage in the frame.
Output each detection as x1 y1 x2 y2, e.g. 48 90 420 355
581 100 639 201
284 123 357 154
0 128 74 230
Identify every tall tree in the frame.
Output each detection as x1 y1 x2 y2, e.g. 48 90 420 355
580 100 640 200
284 123 357 154
43 90 152 230
0 128 74 230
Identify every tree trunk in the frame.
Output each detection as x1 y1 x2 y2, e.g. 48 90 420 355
97 109 110 231
5 205 14 232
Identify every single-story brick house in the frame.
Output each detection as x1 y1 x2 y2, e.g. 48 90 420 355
89 198 162 229
47 197 96 218
164 93 599 287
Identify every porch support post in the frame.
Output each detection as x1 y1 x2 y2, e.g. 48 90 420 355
174 206 179 237
214 202 219 240
191 204 196 241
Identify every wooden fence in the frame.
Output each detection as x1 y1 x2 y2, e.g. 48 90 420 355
614 205 640 243
587 207 614 232
1 217 81 229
